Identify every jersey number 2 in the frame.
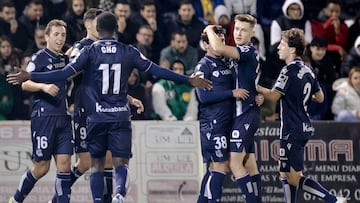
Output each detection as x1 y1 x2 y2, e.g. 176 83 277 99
99 63 121 94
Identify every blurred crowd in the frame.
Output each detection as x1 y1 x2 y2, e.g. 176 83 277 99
1 0 360 121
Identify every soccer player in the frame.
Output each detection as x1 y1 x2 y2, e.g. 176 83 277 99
195 27 251 202
7 11 211 203
257 28 347 203
49 8 143 203
204 14 262 203
8 19 73 203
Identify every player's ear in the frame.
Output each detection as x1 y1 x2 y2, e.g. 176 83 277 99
289 47 296 55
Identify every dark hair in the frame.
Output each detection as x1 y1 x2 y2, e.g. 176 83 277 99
171 30 187 40
115 0 130 6
170 59 185 70
83 8 103 22
45 19 67 35
0 1 15 11
326 0 341 6
96 11 118 34
310 37 328 48
281 28 305 56
251 36 260 46
140 0 155 10
179 0 192 7
28 0 43 7
201 26 225 43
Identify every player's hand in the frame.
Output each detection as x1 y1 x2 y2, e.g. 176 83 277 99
255 94 264 106
41 84 59 96
6 68 31 85
232 88 249 100
203 25 216 33
188 74 212 90
128 96 144 114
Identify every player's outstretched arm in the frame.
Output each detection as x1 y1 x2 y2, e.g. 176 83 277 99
312 90 324 103
22 80 59 96
257 85 281 102
188 74 212 90
127 95 144 114
6 69 30 85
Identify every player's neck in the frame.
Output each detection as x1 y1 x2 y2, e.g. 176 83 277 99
285 55 299 65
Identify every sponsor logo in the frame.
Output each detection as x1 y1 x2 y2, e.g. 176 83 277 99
95 102 127 113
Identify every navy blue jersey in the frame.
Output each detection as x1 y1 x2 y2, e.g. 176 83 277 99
229 44 260 116
69 38 94 114
31 37 189 122
26 48 68 116
273 59 321 138
195 55 234 130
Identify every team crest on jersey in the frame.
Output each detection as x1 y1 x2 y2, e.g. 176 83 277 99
238 45 250 53
206 132 211 140
212 70 219 77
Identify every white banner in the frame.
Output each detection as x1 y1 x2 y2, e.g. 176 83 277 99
0 121 203 203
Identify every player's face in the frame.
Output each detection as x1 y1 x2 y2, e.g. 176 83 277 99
310 46 326 61
277 39 291 60
205 33 225 57
233 21 253 45
45 25 66 54
85 18 99 39
350 72 360 89
72 0 85 16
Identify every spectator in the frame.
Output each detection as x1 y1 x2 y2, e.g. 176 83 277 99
113 0 140 45
341 35 360 77
257 0 284 54
135 0 166 59
0 37 16 120
0 1 28 52
127 68 151 120
62 0 87 49
305 37 337 120
311 0 349 74
347 15 360 51
165 0 206 49
134 25 156 99
98 0 114 12
0 36 20 75
152 60 198 121
160 30 198 75
224 0 256 17
192 0 224 24
332 67 360 121
19 0 48 41
23 25 47 57
270 0 312 50
0 65 13 120
213 5 232 44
